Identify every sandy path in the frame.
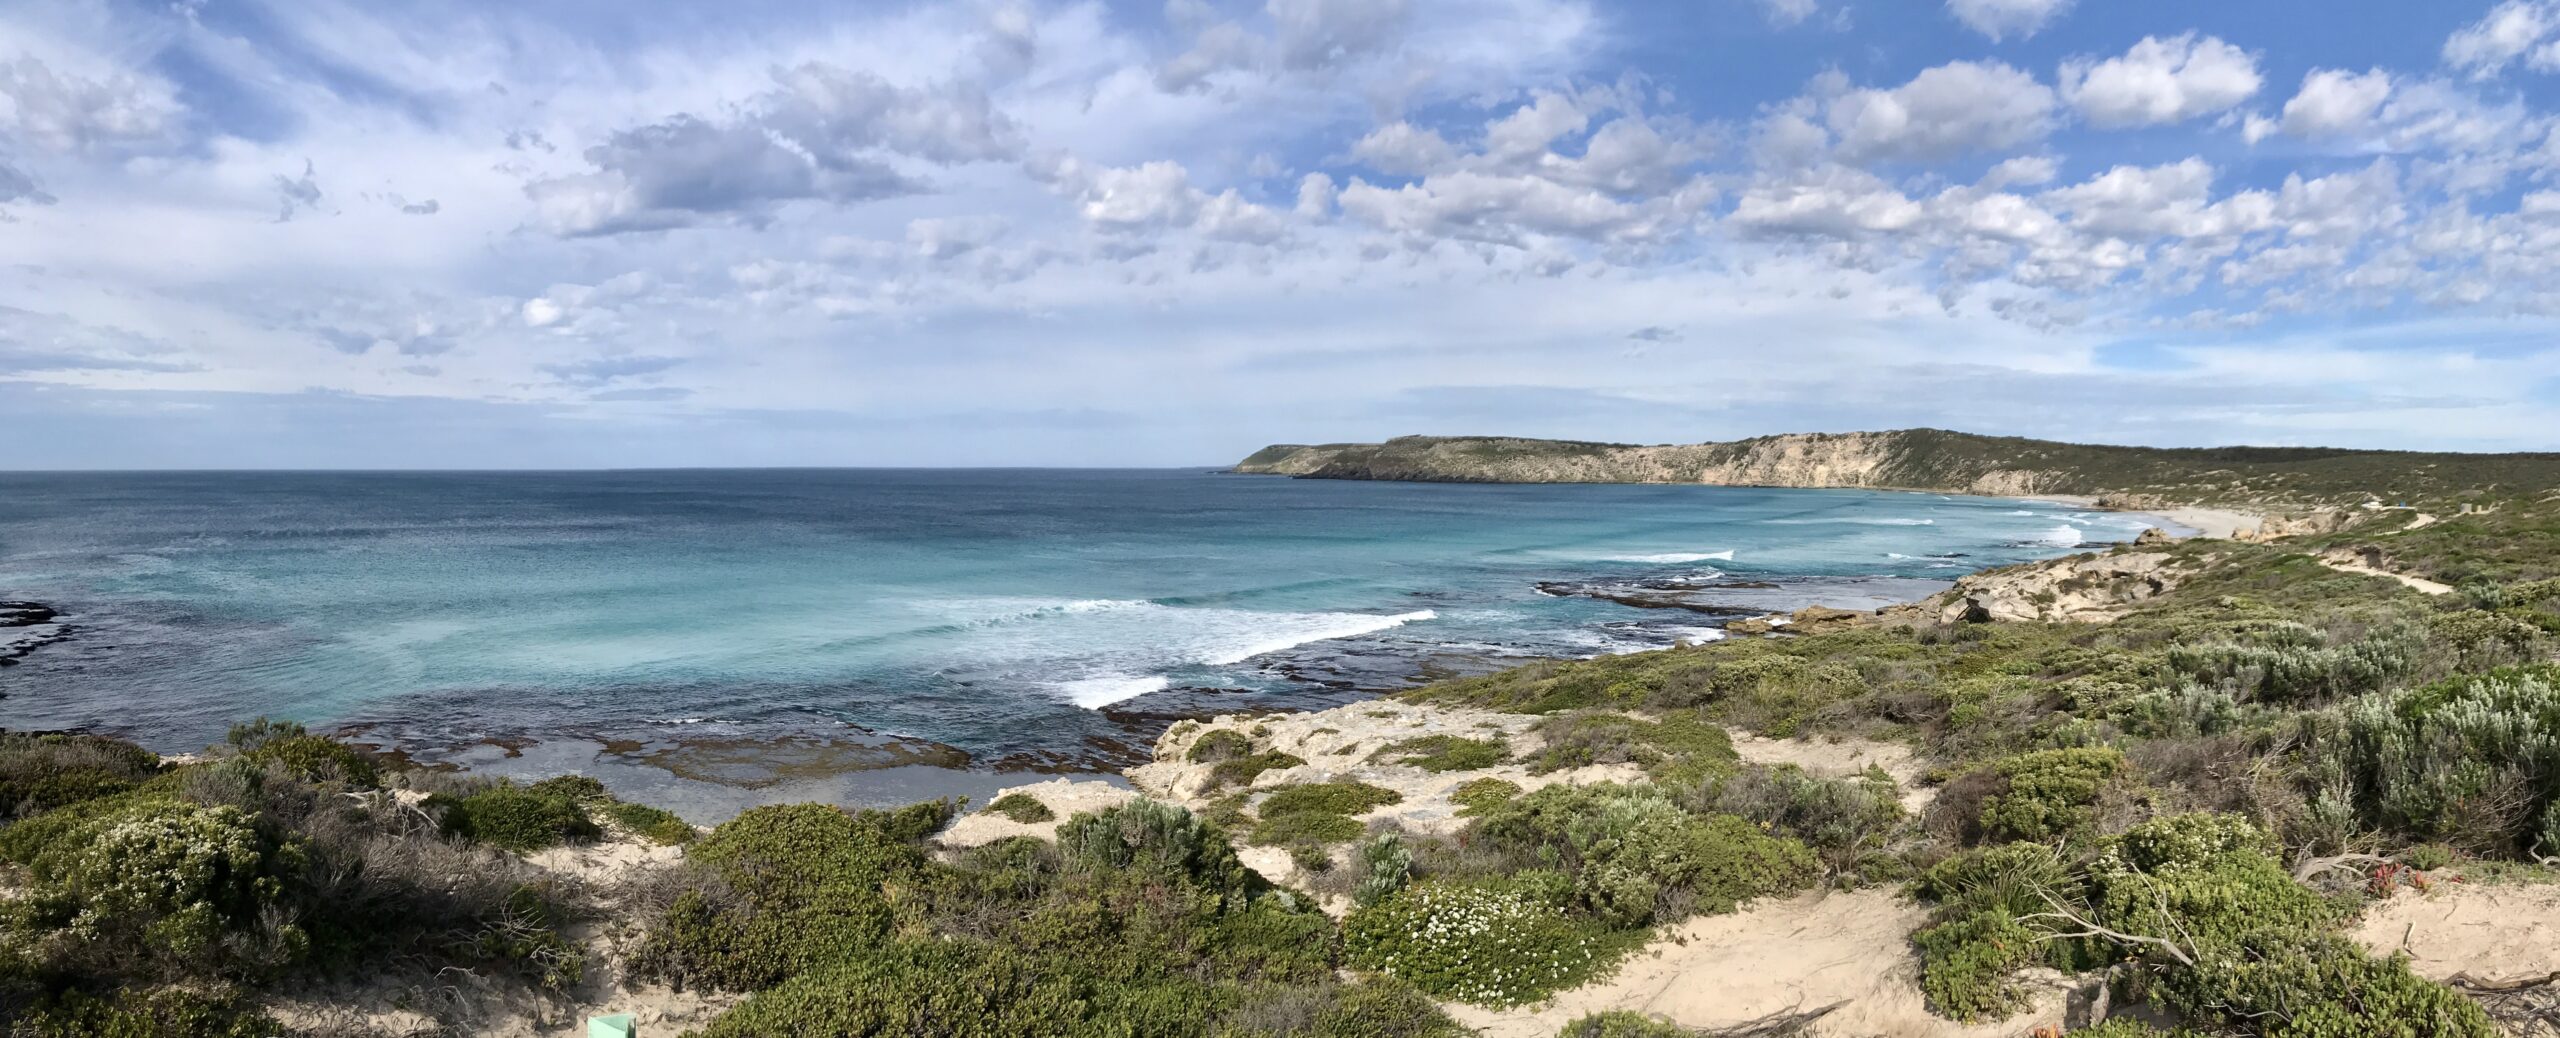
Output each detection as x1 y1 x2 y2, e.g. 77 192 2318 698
1447 889 2066 1038
2317 552 2453 595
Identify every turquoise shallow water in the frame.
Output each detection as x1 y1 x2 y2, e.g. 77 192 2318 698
0 469 2160 772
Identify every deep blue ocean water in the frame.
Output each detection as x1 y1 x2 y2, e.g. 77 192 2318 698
0 470 2161 782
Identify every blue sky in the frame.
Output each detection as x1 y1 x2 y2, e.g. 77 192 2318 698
4 0 2559 467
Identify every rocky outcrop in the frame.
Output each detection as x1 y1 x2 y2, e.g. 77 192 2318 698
1926 550 2186 624
0 601 69 666
2234 509 2360 542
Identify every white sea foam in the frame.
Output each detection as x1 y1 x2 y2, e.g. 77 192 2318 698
1054 673 1172 708
2035 523 2083 547
1204 609 1438 665
1614 550 1734 563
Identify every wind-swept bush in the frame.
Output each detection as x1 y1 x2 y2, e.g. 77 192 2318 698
1700 763 1904 882
1058 798 1255 895
632 801 951 992
1352 833 1413 908
0 732 162 819
1975 747 2126 844
1474 783 1814 927
437 779 601 852
225 718 380 787
1 801 308 984
2304 665 2560 854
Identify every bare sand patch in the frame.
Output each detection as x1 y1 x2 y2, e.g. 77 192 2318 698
1729 732 1931 811
2354 881 2560 983
1446 889 2067 1038
937 777 1139 849
2161 507 2264 540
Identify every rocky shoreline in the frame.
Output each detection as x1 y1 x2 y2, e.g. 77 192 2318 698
0 600 70 667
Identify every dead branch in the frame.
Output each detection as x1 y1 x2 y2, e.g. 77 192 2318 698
2021 891 2197 969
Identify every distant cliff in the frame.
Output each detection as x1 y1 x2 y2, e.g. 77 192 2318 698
1233 430 2560 508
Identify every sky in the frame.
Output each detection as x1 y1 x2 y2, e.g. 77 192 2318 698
4 0 2560 468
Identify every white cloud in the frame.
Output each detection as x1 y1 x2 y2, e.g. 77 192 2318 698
2443 0 2560 78
2060 34 2261 128
2272 68 2394 139
1352 122 1459 174
524 63 1020 236
1945 0 2070 42
1758 0 1820 28
0 55 182 154
1828 61 2056 163
1730 165 1922 237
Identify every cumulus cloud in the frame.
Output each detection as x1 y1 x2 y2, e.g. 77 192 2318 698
1730 164 1922 237
525 65 1019 236
1352 122 1459 175
1828 61 2056 163
1329 89 1711 248
2265 68 2394 140
2443 1 2560 78
2060 34 2261 128
1945 0 2070 42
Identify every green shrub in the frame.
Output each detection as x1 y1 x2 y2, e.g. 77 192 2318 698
1529 711 1738 786
1352 834 1413 908
1374 735 1509 772
225 719 380 787
1977 747 2126 843
2306 666 2560 853
1701 764 1903 881
602 800 698 845
9 986 281 1038
2163 626 2419 704
1450 777 1522 815
1474 783 1815 927
1553 1011 1694 1037
0 733 162 819
3 802 308 982
2056 814 2492 1038
984 793 1057 824
689 938 1100 1038
1343 877 1632 1007
1912 908 2040 1021
634 801 948 992
440 781 600 852
1057 799 1255 894
1189 729 1255 763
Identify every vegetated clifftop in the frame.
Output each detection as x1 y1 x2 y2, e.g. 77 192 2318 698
1235 429 2560 508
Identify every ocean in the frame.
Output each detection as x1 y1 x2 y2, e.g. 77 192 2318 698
0 469 2164 812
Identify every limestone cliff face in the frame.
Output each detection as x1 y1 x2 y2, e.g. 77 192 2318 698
1234 431 2070 496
